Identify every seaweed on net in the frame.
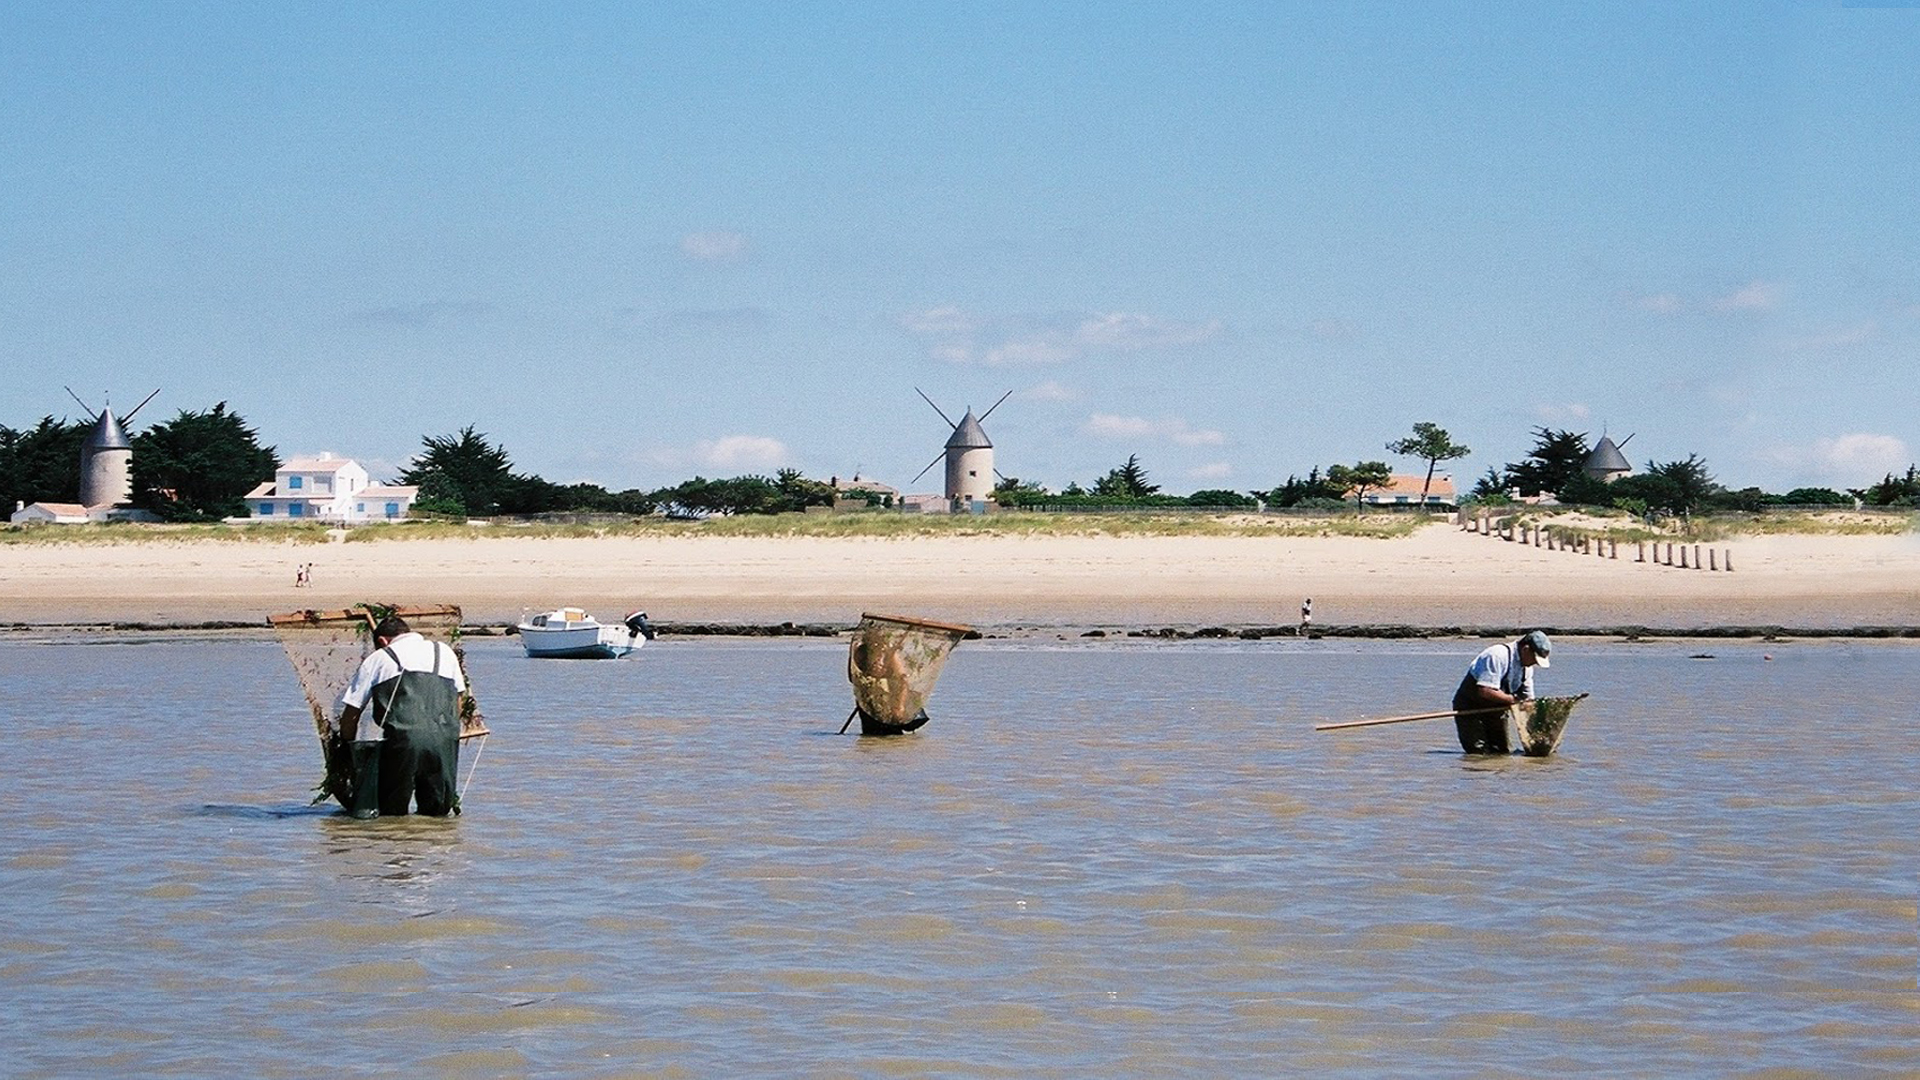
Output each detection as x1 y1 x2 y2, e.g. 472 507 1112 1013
1515 694 1583 756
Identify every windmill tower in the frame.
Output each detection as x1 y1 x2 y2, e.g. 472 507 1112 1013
1583 432 1634 484
913 388 1011 506
68 387 159 508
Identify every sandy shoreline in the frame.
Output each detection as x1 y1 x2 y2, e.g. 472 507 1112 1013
3 525 1915 635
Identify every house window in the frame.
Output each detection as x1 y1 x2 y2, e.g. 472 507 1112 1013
259 503 274 515
288 475 303 490
289 503 304 517
316 478 331 493
356 503 365 514
385 502 400 518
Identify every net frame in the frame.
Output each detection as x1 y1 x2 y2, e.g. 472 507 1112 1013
847 612 973 731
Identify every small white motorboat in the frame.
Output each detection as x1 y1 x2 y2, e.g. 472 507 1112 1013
517 607 654 659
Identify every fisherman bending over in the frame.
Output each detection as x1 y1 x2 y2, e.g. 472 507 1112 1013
335 615 467 818
1451 630 1551 754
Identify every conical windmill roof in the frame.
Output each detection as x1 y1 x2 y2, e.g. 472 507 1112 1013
87 408 133 451
1585 435 1631 473
945 410 992 450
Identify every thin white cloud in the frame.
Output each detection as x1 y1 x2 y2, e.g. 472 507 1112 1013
1764 433 1911 485
1776 322 1876 352
351 300 494 328
901 307 1220 366
1627 281 1782 315
695 434 787 469
680 230 748 262
1187 462 1233 480
1712 280 1781 312
646 434 789 472
1531 402 1591 423
1021 380 1079 402
1081 413 1226 446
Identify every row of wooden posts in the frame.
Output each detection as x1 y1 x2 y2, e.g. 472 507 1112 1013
1460 510 1733 571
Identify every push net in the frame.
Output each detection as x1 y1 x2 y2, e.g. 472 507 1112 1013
1513 694 1584 757
847 613 973 732
267 603 488 802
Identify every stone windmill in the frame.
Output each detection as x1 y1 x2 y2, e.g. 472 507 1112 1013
912 388 1011 506
1583 432 1634 484
67 387 159 508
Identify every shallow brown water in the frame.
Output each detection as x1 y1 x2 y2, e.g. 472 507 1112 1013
1 634 1914 1077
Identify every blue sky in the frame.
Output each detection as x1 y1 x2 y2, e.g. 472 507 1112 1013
4 1 1917 494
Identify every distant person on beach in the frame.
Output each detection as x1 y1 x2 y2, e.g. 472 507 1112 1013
1299 597 1312 636
294 563 308 588
1451 631 1551 754
334 615 466 818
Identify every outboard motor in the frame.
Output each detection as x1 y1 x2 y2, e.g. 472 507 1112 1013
624 610 656 641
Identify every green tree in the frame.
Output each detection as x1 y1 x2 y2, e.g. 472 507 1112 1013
1504 427 1590 500
1610 454 1718 516
1856 466 1920 507
1186 488 1256 509
130 403 280 521
1092 454 1158 498
1385 422 1470 506
1325 461 1394 509
0 416 88 511
398 427 520 517
1468 466 1510 502
1260 467 1347 508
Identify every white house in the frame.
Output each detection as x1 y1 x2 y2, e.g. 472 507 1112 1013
12 501 99 524
11 501 159 524
1358 474 1459 508
246 455 418 523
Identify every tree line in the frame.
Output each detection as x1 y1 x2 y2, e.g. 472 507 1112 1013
5 407 1916 523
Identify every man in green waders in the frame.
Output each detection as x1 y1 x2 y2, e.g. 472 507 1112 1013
1451 630 1551 754
335 615 466 818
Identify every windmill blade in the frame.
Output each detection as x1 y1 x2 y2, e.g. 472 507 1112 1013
123 388 162 422
911 451 945 484
977 388 1014 424
915 387 957 429
64 386 98 420
1617 433 1635 449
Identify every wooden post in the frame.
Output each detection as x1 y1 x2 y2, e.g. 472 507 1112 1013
1709 548 1718 571
1665 542 1674 566
1694 544 1703 570
1725 549 1733 572
1679 545 1689 569
1610 538 1618 560
1636 541 1645 563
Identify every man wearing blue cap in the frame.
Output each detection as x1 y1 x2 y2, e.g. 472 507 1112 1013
1452 631 1552 753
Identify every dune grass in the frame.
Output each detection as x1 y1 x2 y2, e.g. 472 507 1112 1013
336 510 1432 541
1496 508 1917 543
0 521 334 546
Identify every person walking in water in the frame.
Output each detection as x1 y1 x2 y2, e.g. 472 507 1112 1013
1451 631 1551 753
334 614 467 818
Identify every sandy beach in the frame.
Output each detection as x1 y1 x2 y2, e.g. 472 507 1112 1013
2 524 1915 633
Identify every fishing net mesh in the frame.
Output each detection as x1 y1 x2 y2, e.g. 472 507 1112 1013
847 613 972 728
1514 695 1580 756
268 604 487 802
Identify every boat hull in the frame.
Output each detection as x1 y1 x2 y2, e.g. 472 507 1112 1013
517 623 639 659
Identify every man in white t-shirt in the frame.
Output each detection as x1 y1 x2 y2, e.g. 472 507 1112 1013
336 615 468 818
1450 630 1551 754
